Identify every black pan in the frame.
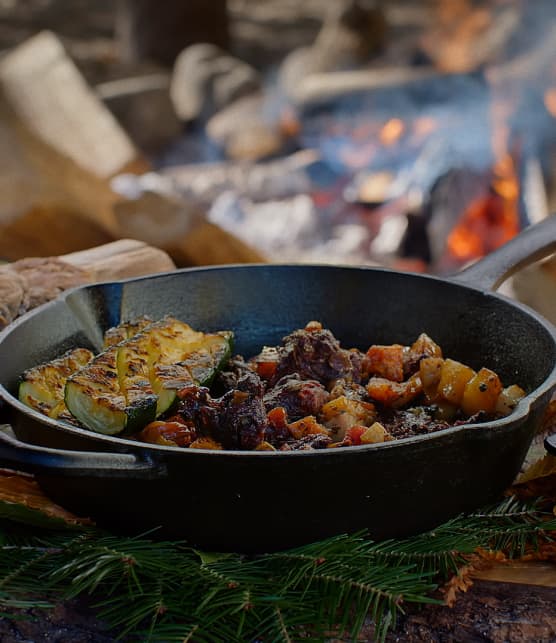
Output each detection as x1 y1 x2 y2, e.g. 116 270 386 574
0 218 556 553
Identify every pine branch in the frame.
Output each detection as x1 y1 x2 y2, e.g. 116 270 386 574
0 496 553 642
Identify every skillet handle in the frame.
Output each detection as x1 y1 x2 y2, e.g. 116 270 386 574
452 215 556 291
0 425 166 479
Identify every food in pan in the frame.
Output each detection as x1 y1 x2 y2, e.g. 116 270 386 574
65 317 233 435
18 347 94 425
18 317 525 450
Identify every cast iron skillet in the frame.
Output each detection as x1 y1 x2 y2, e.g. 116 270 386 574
0 218 556 553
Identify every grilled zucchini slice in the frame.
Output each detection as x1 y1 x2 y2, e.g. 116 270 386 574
103 316 153 348
19 348 94 424
153 329 234 414
65 343 157 435
65 317 233 435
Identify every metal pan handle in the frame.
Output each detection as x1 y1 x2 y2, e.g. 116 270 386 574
0 425 166 479
452 215 556 291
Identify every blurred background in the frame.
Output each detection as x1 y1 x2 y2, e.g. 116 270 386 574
1 0 556 312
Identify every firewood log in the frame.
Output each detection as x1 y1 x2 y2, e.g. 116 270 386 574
0 240 175 329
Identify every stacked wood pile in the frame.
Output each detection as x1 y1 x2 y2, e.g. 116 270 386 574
0 31 264 267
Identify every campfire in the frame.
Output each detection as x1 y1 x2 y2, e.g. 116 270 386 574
0 0 555 276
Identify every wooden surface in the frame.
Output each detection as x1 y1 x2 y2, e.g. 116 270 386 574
472 560 556 588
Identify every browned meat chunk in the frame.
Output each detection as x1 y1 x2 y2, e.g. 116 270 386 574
263 374 330 420
177 372 268 450
273 324 363 386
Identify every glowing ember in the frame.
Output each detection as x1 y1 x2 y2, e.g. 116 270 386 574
447 153 520 262
545 88 556 118
379 118 405 146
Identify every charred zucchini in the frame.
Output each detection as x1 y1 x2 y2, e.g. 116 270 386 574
65 344 156 435
149 324 233 415
19 348 94 423
103 316 153 348
65 318 233 434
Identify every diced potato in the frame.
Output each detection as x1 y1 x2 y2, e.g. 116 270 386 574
288 416 328 439
360 422 393 444
366 373 423 409
409 333 443 360
495 384 526 417
365 344 405 382
438 359 475 405
461 367 503 416
419 357 444 403
320 395 376 439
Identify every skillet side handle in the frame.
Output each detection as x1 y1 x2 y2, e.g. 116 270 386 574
0 426 166 479
452 215 556 291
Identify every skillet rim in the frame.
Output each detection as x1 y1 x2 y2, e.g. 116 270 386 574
1 262 556 458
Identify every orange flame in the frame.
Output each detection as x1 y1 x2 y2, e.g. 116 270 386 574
447 153 520 262
447 90 520 264
379 118 405 146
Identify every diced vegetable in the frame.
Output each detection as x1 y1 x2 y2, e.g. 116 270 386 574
495 384 526 416
461 367 503 416
320 395 376 439
360 422 392 444
252 346 280 380
139 419 196 447
366 373 422 409
19 348 94 423
437 359 475 405
365 344 405 382
288 416 328 439
409 333 442 360
419 357 444 403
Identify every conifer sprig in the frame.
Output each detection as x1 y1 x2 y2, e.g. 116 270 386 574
0 497 553 642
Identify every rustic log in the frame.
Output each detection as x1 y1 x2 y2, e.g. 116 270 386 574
0 31 147 244
112 189 266 266
96 71 182 154
0 240 175 329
